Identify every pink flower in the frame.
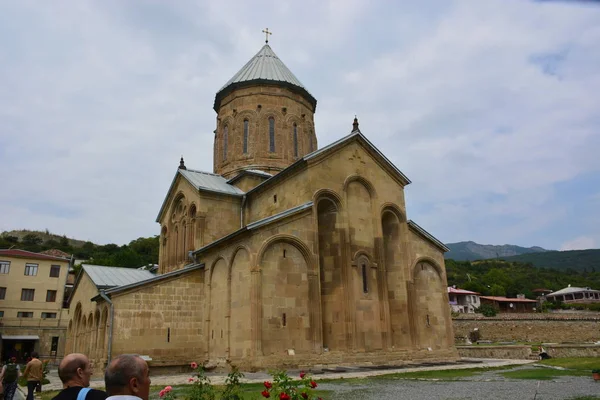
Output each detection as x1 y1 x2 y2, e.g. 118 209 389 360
190 362 198 369
188 377 194 382
159 390 165 398
164 386 172 393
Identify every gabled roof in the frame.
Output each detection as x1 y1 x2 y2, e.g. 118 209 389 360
91 263 205 301
480 296 537 303
214 44 316 111
82 264 155 289
448 287 479 295
0 249 70 262
227 169 273 184
548 286 600 296
245 130 412 198
407 220 449 252
156 168 244 222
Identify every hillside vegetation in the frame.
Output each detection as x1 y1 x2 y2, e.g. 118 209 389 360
500 249 600 273
446 259 600 298
0 230 158 268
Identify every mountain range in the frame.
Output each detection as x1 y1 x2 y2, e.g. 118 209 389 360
444 241 548 261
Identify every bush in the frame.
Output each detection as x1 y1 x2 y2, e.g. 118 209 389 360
468 329 481 343
475 303 498 317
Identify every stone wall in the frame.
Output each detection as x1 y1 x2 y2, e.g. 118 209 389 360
453 313 600 343
457 344 600 359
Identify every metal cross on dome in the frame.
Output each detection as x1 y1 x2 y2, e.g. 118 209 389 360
262 28 272 43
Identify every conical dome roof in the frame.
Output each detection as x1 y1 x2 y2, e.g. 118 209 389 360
214 44 316 111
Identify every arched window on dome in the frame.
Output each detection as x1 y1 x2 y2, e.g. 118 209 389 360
269 117 275 153
243 119 249 154
223 125 228 160
293 123 298 158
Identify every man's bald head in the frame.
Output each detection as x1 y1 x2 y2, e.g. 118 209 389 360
58 353 92 387
105 355 150 400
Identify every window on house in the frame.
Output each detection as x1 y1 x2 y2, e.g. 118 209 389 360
17 311 33 318
21 289 35 301
41 312 57 319
293 123 298 157
50 265 60 278
24 263 38 276
0 287 5 300
223 125 228 160
243 119 249 154
46 290 57 302
0 261 10 274
269 117 275 153
0 311 4 318
361 264 369 293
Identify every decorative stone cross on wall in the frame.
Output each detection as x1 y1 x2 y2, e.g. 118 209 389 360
262 28 272 43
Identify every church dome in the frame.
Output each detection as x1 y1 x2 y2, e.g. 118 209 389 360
212 40 318 180
214 44 317 112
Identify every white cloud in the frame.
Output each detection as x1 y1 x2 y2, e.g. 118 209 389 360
560 236 596 251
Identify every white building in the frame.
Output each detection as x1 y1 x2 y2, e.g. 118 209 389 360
448 286 480 313
546 286 600 304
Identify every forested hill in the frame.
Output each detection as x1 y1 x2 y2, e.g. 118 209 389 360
500 249 600 273
445 259 600 298
0 230 158 268
445 241 548 261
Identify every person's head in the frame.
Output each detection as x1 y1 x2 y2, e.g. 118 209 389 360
31 352 39 359
10 357 17 364
105 355 150 400
58 353 93 388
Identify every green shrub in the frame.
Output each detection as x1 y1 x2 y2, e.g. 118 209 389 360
475 303 498 317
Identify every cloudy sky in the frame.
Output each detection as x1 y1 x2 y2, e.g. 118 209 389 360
1 0 599 250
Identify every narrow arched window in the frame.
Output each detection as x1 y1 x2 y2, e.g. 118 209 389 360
362 264 368 293
269 117 275 153
293 123 298 157
223 125 228 160
243 119 249 154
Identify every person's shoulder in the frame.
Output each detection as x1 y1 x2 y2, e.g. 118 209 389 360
89 389 108 400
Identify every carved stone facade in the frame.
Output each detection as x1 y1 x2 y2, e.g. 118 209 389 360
65 42 457 372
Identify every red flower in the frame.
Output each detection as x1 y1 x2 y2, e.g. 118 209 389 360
279 393 290 400
188 377 194 382
300 371 306 379
310 381 317 388
301 393 308 399
264 381 273 389
190 362 198 369
261 390 270 398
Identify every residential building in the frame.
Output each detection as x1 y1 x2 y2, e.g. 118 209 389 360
0 249 71 363
448 287 480 313
479 295 537 313
545 286 600 304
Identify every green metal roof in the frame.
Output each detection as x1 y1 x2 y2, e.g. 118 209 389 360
214 44 317 111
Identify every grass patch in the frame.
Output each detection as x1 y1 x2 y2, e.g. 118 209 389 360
538 357 600 371
501 368 588 380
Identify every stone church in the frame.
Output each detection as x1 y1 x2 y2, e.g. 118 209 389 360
65 40 457 371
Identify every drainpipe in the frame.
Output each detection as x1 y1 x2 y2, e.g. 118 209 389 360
99 290 114 365
240 194 247 228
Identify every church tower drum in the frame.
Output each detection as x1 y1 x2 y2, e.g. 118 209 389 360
213 37 318 179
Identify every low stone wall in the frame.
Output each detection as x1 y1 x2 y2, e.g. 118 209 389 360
453 313 600 343
457 344 600 359
457 346 533 360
